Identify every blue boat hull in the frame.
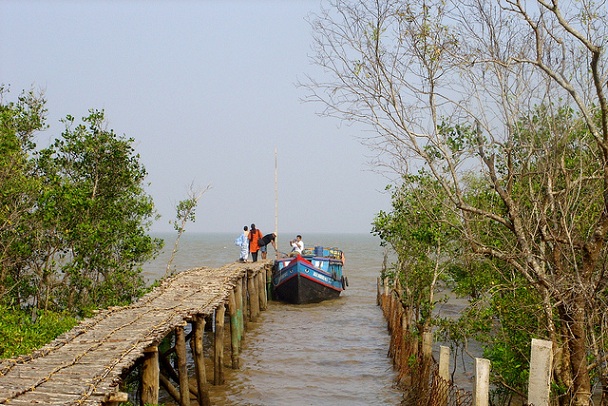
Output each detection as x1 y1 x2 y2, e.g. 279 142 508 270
272 251 345 304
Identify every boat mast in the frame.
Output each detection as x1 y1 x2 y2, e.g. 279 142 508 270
274 147 278 255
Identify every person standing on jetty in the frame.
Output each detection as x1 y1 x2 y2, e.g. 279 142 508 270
248 224 263 262
259 232 277 259
235 225 249 262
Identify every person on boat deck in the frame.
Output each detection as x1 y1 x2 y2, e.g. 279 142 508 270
290 235 304 255
259 232 277 260
248 224 264 262
236 225 249 263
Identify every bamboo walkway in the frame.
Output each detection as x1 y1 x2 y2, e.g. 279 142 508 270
0 261 271 406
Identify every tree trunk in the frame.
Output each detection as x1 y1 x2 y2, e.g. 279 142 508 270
569 298 591 406
555 304 574 406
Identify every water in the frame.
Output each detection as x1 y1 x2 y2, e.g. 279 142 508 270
144 232 403 406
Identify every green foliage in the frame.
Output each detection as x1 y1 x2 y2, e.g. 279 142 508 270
0 90 163 320
444 278 541 391
165 186 209 276
313 0 608 401
0 304 77 358
0 88 170 370
173 196 200 233
31 109 163 314
378 120 556 396
0 87 48 307
372 172 459 331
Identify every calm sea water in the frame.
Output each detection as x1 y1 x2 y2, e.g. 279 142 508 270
143 232 403 406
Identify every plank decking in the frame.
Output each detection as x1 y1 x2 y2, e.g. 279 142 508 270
0 261 268 405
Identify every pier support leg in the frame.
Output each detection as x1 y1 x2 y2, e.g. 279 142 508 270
192 316 211 406
258 269 267 311
175 326 191 406
248 271 259 321
228 289 241 369
141 346 159 405
237 272 249 330
236 279 244 339
214 304 226 385
159 350 199 401
102 392 128 406
160 372 182 404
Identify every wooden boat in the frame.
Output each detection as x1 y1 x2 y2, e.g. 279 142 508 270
272 246 347 304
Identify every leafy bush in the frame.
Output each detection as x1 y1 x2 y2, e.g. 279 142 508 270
0 305 78 358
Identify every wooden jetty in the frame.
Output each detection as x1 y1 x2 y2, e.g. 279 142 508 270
0 261 272 405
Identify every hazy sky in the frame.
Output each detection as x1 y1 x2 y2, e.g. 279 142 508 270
1 0 392 236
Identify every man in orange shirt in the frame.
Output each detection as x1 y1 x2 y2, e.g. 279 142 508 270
248 224 263 262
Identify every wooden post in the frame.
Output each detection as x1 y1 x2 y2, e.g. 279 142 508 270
438 345 450 406
214 304 226 385
239 276 248 331
191 316 210 406
418 331 433 405
236 277 245 339
248 270 259 321
258 269 267 311
159 351 200 399
439 345 450 381
102 391 128 406
399 312 412 385
175 326 191 406
253 270 261 317
388 292 396 358
160 372 182 404
528 338 553 406
228 288 241 369
266 263 274 302
141 345 159 405
473 358 491 406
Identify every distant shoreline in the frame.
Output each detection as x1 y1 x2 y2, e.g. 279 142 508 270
150 230 374 236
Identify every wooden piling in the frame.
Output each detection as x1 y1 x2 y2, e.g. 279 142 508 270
191 315 210 406
175 326 191 406
248 270 259 321
258 268 267 311
102 391 128 406
266 264 273 301
438 345 451 406
214 304 226 385
439 345 450 381
228 288 241 369
236 277 244 339
159 350 200 399
160 372 182 404
141 346 160 405
240 276 248 330
0 261 271 405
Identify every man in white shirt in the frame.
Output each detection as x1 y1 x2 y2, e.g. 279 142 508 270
290 235 304 254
